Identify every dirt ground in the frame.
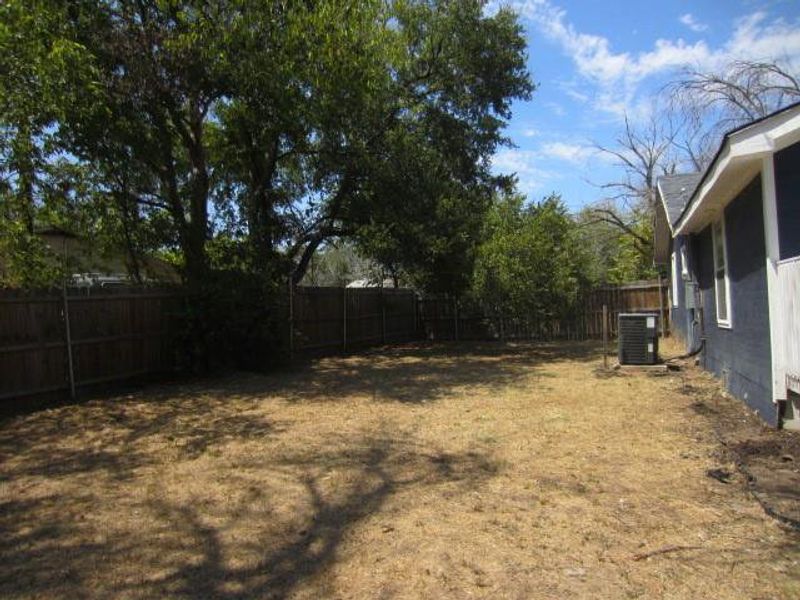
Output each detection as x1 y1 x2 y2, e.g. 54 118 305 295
1 341 798 599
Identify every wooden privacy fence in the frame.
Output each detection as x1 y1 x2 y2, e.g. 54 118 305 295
1 279 667 402
0 287 182 401
585 280 669 338
418 279 669 342
290 286 418 355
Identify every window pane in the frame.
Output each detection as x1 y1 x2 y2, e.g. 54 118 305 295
713 222 725 270
716 273 728 321
671 252 678 307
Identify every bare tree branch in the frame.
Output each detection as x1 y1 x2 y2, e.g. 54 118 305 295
665 59 800 170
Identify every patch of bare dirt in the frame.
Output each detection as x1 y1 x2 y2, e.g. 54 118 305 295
670 349 800 532
0 341 798 599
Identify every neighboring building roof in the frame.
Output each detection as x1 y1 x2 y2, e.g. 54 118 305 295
674 100 800 235
1 227 180 286
34 225 79 238
657 173 702 229
346 278 395 288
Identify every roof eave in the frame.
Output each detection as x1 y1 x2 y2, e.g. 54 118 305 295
674 103 800 236
655 180 676 236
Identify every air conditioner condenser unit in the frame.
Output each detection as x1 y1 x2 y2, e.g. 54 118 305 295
618 313 659 365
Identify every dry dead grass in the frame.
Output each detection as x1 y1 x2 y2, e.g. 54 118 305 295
1 341 798 599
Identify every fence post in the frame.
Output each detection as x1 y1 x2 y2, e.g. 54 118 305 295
62 284 76 400
381 287 387 344
602 304 609 369
453 296 459 341
413 293 419 340
343 287 348 351
288 278 294 360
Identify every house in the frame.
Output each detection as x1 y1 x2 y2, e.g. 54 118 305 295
0 226 180 286
654 101 800 430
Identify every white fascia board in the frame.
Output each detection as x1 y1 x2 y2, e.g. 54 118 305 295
656 181 675 236
732 106 800 152
675 146 733 235
675 106 800 236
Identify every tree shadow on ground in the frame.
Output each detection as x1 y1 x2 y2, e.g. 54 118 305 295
0 391 283 484
0 341 588 598
0 432 501 599
138 435 500 599
0 341 581 484
231 340 602 405
0 494 113 598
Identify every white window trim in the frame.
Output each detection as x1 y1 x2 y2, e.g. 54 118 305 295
671 251 679 308
711 216 732 328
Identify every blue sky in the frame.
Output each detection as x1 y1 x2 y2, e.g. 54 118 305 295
487 0 800 211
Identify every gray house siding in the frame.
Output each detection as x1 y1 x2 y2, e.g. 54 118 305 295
775 140 800 260
692 176 776 425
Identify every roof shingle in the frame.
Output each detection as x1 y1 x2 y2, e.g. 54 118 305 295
658 173 702 228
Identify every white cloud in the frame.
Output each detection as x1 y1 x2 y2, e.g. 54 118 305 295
724 11 800 63
491 148 556 194
491 148 549 177
522 127 540 137
545 101 566 116
492 141 612 181
508 0 713 84
557 80 590 103
498 1 800 118
540 142 593 163
680 13 709 33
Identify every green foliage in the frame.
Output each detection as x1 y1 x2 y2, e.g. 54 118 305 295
471 193 590 319
177 270 289 372
346 1 531 292
302 243 376 287
605 218 658 284
0 219 63 287
0 0 101 286
575 206 658 285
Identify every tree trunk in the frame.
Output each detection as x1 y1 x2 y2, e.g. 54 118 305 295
292 236 325 285
118 194 142 284
13 123 36 233
244 133 283 275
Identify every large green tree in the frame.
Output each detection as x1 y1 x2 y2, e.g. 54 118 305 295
216 0 533 288
1 0 531 367
471 192 590 320
1 1 531 295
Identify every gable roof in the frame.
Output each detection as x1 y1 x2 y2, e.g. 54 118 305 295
674 100 800 235
657 173 702 230
652 172 702 265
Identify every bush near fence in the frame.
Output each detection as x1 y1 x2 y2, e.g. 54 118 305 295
418 280 669 342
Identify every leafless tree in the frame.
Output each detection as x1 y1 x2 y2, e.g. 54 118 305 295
592 110 680 211
667 59 800 169
586 59 800 270
582 105 681 264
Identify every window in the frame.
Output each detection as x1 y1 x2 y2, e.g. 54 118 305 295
711 217 731 327
671 251 679 308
